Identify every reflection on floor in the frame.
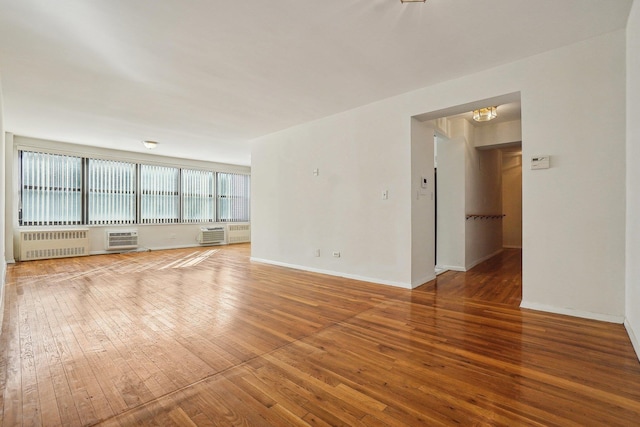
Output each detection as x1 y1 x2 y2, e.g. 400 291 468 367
425 248 522 306
2 245 638 426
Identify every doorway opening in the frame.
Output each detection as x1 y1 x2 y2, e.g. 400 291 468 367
411 92 523 304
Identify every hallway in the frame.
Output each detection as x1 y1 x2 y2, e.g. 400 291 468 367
421 249 522 306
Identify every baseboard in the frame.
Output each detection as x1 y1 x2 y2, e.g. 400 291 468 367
624 318 640 362
465 248 503 271
436 264 466 272
250 257 413 289
412 274 436 288
89 243 226 255
0 260 6 333
520 300 625 324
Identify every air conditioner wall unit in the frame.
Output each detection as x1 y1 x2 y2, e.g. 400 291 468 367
198 226 225 245
106 230 139 250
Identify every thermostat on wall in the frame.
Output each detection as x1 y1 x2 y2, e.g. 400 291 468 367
531 155 550 170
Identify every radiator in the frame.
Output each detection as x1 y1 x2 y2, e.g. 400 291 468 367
106 230 139 250
227 223 250 243
20 229 90 261
198 226 225 245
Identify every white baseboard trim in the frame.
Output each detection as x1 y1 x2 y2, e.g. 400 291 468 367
465 248 503 271
0 260 7 333
90 243 227 256
624 319 640 362
250 257 413 289
520 300 625 324
436 264 466 272
502 245 522 249
412 274 436 288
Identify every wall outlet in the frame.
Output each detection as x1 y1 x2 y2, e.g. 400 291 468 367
314 249 320 257
332 251 341 258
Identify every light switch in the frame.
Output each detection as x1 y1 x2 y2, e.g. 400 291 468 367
382 190 389 200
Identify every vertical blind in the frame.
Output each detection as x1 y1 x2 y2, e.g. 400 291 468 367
182 169 214 223
20 151 82 226
140 164 180 224
217 173 250 222
19 150 250 226
88 159 136 225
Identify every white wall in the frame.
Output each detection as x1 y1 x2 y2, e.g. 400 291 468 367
502 154 523 248
252 29 627 321
410 119 435 286
251 104 413 287
463 119 503 270
475 119 522 148
0 76 6 329
626 0 640 358
519 31 626 322
436 134 465 271
6 135 250 258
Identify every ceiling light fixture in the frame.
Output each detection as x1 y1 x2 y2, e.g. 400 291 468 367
142 140 159 149
472 106 498 122
400 0 426 3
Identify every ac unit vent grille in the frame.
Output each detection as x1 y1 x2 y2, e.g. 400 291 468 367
198 227 225 245
106 231 138 250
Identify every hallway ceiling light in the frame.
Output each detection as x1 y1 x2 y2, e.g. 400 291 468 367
473 106 498 122
142 140 159 149
400 0 426 3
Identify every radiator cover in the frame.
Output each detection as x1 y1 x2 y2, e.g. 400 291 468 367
20 229 90 261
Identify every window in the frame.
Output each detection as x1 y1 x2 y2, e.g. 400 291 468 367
182 169 214 223
216 173 250 222
88 159 136 225
20 151 82 226
140 164 179 224
18 150 250 226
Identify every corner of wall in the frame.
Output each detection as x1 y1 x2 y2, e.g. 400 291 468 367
624 319 640 361
626 0 640 362
520 300 625 324
0 260 5 332
1 75 6 333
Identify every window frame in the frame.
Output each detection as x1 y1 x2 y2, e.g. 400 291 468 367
18 149 250 227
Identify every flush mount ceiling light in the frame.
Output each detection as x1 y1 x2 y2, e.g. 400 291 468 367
400 0 426 3
142 140 159 149
472 106 498 122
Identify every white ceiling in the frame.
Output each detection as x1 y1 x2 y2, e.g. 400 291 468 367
0 0 633 166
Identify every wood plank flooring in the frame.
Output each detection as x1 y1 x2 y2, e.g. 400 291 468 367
1 245 639 426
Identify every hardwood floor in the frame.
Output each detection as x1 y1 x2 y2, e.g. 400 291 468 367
1 245 639 426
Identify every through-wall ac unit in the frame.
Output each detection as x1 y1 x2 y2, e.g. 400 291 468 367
20 229 90 261
198 226 225 245
227 224 251 243
106 230 139 250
